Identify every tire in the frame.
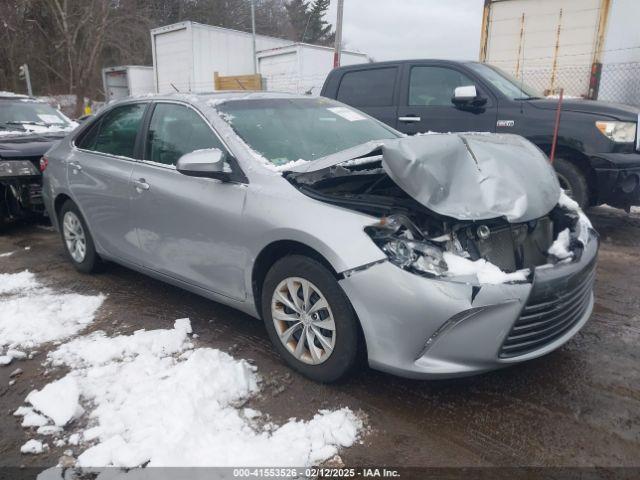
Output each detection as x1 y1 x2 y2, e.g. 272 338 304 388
554 158 590 209
59 200 103 273
261 255 361 383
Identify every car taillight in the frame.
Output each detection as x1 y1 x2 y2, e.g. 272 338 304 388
39 156 49 172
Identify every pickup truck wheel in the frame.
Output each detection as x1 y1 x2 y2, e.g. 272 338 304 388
554 158 589 209
261 255 360 383
59 200 103 273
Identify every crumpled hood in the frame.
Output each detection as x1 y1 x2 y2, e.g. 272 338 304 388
381 133 561 222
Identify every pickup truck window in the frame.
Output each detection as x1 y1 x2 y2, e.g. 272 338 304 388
409 66 476 106
337 67 397 107
466 63 540 100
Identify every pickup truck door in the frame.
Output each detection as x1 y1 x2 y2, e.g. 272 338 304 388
396 63 497 135
334 66 400 129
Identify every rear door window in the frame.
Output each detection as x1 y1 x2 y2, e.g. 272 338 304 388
145 103 225 166
337 68 397 107
79 103 146 158
409 66 476 106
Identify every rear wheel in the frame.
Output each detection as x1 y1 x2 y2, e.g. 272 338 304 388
554 158 590 209
59 200 103 273
261 255 360 383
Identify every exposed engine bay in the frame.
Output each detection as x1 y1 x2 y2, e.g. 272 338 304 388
0 158 44 225
285 145 592 284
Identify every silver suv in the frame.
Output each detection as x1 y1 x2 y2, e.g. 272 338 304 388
42 93 598 382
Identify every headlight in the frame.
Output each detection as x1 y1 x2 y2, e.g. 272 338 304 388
0 160 39 177
595 121 636 143
365 215 448 276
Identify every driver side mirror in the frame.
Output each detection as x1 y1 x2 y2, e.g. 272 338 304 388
452 85 487 108
176 148 230 181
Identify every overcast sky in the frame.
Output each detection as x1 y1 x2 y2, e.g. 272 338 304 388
326 0 485 61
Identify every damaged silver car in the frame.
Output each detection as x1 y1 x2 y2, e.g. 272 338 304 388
42 93 598 382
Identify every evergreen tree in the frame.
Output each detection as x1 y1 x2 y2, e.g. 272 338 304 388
305 0 334 46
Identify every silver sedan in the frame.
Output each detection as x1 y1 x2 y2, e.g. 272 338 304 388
42 93 598 382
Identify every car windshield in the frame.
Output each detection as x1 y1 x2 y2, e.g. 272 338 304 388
216 98 399 166
466 63 541 100
0 100 74 131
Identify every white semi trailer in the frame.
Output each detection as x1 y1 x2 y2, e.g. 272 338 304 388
102 66 155 101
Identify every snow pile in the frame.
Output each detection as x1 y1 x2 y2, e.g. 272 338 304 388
443 252 529 284
21 439 47 454
17 319 362 468
548 228 573 260
0 271 104 364
0 251 15 257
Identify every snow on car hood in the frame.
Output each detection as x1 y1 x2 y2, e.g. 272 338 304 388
288 133 561 223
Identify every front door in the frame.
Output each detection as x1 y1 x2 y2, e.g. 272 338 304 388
129 102 248 300
396 64 497 135
67 103 147 263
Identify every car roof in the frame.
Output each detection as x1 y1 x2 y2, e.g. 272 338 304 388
124 91 304 103
330 59 479 72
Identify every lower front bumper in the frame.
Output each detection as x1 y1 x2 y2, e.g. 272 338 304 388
339 231 598 379
592 153 640 209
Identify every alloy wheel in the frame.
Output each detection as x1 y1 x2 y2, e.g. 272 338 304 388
271 277 336 365
63 211 87 263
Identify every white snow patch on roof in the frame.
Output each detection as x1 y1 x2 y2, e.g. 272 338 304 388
443 252 529 284
21 319 362 467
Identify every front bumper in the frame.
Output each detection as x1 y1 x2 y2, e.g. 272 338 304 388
592 152 640 209
339 230 598 379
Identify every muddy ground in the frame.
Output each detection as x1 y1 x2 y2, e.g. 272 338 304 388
0 206 639 472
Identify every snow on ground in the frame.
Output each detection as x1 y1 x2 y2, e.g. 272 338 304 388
0 250 15 257
16 318 362 468
0 271 104 365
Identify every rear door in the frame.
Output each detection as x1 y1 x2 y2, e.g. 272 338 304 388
334 66 399 128
129 102 248 300
67 102 147 262
396 63 497 134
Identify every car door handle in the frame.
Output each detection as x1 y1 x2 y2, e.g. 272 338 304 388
69 161 82 171
398 116 422 122
133 178 150 191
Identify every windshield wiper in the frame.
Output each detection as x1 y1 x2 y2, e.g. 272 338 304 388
513 96 542 101
6 120 52 127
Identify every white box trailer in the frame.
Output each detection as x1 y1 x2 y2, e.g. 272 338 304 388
102 66 154 101
257 43 369 95
479 0 640 103
151 21 291 93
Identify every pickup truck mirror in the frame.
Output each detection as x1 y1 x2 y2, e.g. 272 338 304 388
452 85 487 108
176 148 230 181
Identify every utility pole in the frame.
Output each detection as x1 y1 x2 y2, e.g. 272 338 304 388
333 0 344 68
251 0 257 74
19 64 33 97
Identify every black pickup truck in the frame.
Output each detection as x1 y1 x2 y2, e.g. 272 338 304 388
321 60 640 210
0 93 76 226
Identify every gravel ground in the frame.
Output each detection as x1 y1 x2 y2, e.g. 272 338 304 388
0 206 639 472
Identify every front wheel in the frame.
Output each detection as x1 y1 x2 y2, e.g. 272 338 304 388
554 158 590 209
261 255 361 383
59 200 103 273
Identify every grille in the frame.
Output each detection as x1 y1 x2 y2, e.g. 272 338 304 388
499 259 596 359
